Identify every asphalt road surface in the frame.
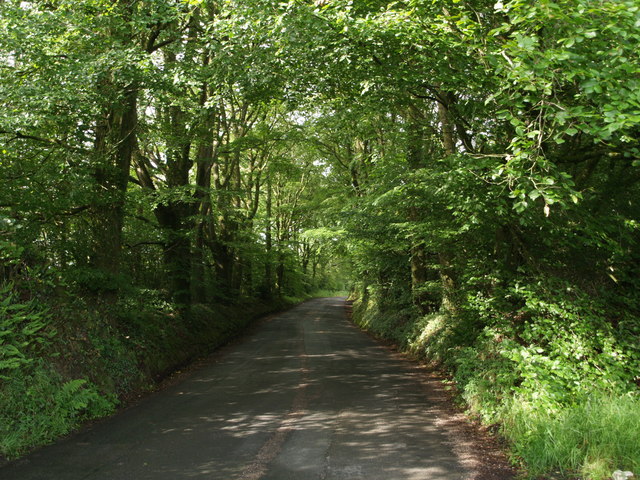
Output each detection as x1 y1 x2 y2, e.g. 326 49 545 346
1 297 502 480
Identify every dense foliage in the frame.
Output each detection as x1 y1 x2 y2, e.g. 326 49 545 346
1 0 639 477
0 0 344 459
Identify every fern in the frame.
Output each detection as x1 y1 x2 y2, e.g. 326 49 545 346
0 283 53 379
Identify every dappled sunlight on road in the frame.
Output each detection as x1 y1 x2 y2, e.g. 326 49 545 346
1 298 477 480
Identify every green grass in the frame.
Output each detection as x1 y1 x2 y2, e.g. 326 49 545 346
504 393 640 479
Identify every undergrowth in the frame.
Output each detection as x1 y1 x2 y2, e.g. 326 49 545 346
0 363 115 458
0 268 294 460
350 280 640 480
0 281 117 458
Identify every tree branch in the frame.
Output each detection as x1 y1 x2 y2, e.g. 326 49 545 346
0 129 91 154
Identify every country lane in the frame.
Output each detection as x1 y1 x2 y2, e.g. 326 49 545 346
1 297 511 480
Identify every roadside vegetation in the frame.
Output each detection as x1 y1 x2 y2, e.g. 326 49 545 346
0 247 343 459
0 245 322 459
1 0 639 478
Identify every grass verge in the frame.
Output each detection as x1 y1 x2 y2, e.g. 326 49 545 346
504 394 640 479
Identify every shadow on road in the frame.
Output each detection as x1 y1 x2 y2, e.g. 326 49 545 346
1 298 512 480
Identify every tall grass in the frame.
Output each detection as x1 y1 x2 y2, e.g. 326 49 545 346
504 393 640 479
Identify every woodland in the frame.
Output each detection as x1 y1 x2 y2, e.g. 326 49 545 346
1 0 639 478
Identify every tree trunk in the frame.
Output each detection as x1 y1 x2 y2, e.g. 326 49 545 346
164 227 192 307
406 110 440 313
193 221 208 303
276 254 285 296
192 102 215 303
436 93 458 314
90 86 138 276
263 174 274 298
438 251 457 314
